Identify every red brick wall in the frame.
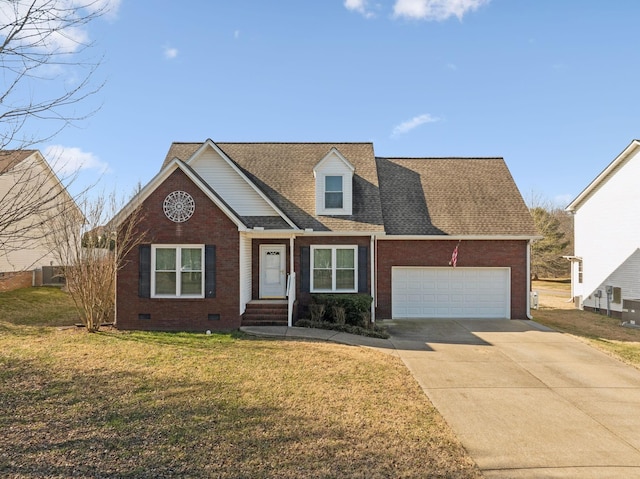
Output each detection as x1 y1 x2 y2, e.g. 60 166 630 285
375 239 530 320
0 271 32 292
116 169 241 331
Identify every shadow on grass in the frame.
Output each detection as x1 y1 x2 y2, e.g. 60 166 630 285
0 340 480 478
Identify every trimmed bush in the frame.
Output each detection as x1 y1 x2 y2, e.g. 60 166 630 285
310 294 373 327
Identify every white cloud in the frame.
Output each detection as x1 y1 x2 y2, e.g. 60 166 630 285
344 0 376 18
45 145 110 176
163 46 179 59
393 0 490 21
234 30 240 39
392 113 440 137
85 0 122 19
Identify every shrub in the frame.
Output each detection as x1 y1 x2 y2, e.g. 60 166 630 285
332 306 346 325
309 303 326 322
310 294 373 327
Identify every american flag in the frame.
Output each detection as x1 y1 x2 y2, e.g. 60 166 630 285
450 242 459 268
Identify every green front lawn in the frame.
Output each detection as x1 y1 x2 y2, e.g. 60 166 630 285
0 287 481 478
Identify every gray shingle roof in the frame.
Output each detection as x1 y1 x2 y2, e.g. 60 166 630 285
376 157 538 236
164 142 385 232
162 142 537 237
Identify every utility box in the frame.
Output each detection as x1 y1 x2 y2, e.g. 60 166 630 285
530 291 539 310
622 299 640 322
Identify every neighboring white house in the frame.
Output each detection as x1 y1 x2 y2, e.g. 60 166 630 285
0 150 80 290
566 139 640 317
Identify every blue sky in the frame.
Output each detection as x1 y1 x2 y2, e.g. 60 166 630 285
14 0 640 207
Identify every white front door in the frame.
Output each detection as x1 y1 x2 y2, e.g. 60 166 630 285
260 245 287 298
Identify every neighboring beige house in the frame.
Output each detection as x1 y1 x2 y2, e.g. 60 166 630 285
566 140 640 318
0 150 79 291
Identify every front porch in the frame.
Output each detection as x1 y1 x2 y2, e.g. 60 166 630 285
241 299 290 326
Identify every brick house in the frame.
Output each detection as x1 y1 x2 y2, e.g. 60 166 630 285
114 140 538 331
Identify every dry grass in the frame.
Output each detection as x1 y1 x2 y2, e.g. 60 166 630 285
0 288 481 478
532 279 640 369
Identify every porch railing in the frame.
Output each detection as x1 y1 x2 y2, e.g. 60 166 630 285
286 272 296 327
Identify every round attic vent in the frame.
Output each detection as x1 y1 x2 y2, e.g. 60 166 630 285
163 190 195 223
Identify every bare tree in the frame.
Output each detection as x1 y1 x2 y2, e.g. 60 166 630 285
0 1 112 268
47 191 145 332
0 0 110 150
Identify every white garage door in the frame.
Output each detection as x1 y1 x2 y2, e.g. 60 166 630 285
392 267 511 319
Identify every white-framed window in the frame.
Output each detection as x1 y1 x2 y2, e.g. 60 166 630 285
311 245 357 292
152 245 204 298
324 175 343 209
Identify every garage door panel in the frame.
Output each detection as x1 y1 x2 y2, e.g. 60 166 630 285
392 267 510 319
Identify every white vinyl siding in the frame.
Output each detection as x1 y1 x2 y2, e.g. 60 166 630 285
392 267 510 319
314 150 353 215
190 147 278 216
239 233 252 314
0 153 76 273
573 147 640 312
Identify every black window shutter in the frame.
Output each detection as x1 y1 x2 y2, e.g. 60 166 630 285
205 245 216 298
358 245 368 293
300 246 310 293
139 245 151 298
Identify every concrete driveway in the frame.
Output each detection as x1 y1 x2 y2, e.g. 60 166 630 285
385 319 640 478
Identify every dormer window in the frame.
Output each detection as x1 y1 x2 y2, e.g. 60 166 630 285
314 148 354 216
325 176 343 209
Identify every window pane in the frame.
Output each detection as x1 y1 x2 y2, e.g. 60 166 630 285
325 192 343 209
325 176 342 192
156 248 176 271
155 272 176 295
336 270 355 290
181 272 202 295
313 270 332 290
181 248 202 271
336 249 354 268
313 249 332 269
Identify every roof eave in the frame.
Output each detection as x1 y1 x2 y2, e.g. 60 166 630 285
378 234 541 241
566 139 640 213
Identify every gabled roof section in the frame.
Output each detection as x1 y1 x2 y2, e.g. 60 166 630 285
313 147 355 174
112 158 248 230
376 157 538 237
0 150 38 172
175 140 297 229
163 142 385 232
0 149 82 221
566 139 640 213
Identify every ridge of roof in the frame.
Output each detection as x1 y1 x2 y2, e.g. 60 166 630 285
376 156 504 160
171 141 373 145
